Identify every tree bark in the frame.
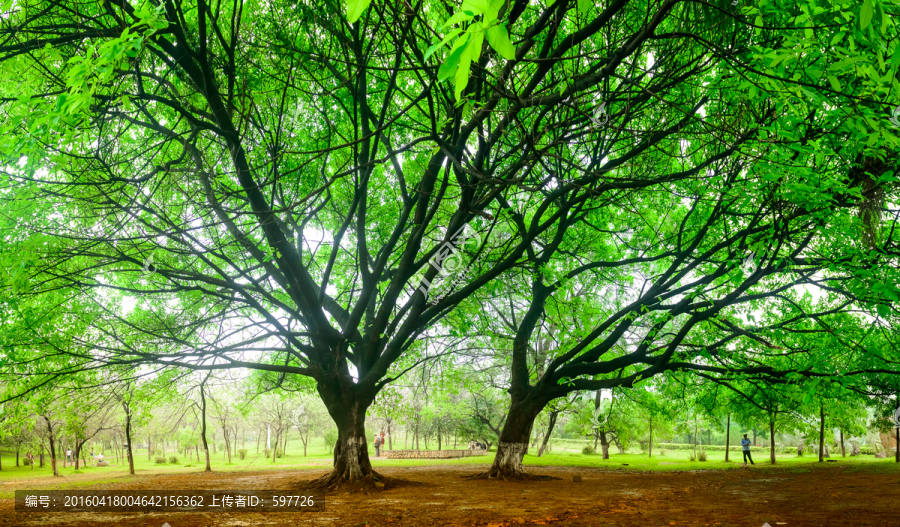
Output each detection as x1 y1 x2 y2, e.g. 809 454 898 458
599 431 610 459
648 418 653 458
840 430 845 457
479 396 544 478
200 382 212 472
769 414 776 465
123 402 135 475
537 410 558 457
43 416 58 477
895 421 899 463
725 413 731 462
819 404 825 463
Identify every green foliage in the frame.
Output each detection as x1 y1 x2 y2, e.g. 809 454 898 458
154 456 166 464
581 445 596 455
168 456 178 464
658 443 766 453
324 431 338 454
237 449 247 460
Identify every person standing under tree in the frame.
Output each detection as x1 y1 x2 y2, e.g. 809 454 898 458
741 434 754 465
374 433 381 457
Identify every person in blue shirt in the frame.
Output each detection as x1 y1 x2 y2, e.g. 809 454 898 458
741 434 754 465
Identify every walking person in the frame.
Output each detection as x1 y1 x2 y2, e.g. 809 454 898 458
379 431 386 454
373 434 381 457
26 451 33 470
741 434 754 465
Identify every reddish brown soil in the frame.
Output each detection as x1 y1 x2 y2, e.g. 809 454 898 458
1 463 895 527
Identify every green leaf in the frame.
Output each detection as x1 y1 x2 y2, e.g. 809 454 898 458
577 0 591 15
345 0 371 24
438 34 470 82
827 76 841 91
890 44 900 72
455 31 484 101
876 304 890 317
485 24 516 60
425 28 462 60
443 11 473 28
860 0 873 29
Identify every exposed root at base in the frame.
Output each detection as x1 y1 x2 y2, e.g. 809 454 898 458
305 469 390 493
463 469 558 481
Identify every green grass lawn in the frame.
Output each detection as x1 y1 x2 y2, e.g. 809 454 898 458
1 437 897 498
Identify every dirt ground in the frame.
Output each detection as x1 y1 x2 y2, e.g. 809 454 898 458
1 463 895 527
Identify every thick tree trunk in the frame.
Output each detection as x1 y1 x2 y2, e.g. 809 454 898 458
840 430 845 457
312 382 384 489
648 418 653 458
725 414 731 462
200 382 212 472
537 410 558 457
477 397 543 479
819 404 825 463
769 415 776 465
387 422 392 451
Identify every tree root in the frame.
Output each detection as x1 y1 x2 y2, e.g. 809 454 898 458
306 469 390 493
463 469 558 481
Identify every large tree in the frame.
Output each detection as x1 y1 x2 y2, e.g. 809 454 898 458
1 0 899 489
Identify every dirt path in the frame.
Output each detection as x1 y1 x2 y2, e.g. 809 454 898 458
0 463 894 526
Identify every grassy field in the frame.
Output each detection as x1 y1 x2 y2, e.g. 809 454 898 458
1 436 897 498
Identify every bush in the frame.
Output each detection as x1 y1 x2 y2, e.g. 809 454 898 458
237 449 247 460
168 455 179 464
275 448 284 458
23 457 32 466
263 448 271 458
216 442 225 452
658 442 764 452
324 430 338 453
698 450 708 462
658 449 667 456
581 446 596 455
155 456 167 464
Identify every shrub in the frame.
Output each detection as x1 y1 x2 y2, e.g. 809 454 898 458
23 457 32 466
263 448 271 458
216 442 225 451
324 430 338 453
698 450 708 462
688 452 697 462
275 448 284 458
658 449 667 456
658 443 764 452
168 455 179 464
155 456 167 464
237 449 247 460
581 446 596 455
